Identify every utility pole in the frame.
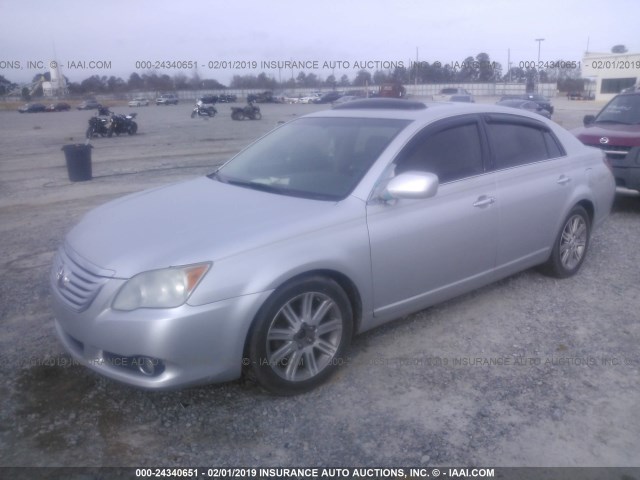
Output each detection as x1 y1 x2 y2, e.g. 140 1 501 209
535 38 545 93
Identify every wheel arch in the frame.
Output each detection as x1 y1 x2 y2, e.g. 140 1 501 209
241 268 363 360
575 198 595 224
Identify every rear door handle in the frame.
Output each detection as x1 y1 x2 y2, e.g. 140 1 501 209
557 175 572 185
473 196 495 208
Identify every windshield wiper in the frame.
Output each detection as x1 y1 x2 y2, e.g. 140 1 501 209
223 177 290 195
209 172 340 201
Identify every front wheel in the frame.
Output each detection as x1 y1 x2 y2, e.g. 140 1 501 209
128 122 138 135
253 111 262 120
191 111 196 118
246 277 353 395
540 205 591 278
85 127 94 139
231 111 243 120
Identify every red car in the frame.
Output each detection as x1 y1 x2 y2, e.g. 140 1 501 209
572 91 640 192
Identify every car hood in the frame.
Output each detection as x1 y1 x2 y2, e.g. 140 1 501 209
572 123 640 146
66 176 355 278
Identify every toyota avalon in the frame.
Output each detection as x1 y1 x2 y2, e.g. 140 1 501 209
51 99 615 394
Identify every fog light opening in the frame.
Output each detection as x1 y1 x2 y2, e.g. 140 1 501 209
137 356 157 376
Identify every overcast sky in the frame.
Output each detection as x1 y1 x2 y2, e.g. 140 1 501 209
2 0 639 86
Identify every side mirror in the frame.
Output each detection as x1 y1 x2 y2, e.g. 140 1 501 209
384 171 439 200
583 115 596 126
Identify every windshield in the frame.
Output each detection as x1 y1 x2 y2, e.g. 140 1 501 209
213 117 410 200
596 94 640 124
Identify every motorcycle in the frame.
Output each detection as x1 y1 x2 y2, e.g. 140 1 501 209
86 114 111 138
191 102 217 119
108 112 138 136
231 102 262 120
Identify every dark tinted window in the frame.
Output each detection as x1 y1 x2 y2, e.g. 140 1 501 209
543 131 564 158
395 122 484 183
487 123 551 169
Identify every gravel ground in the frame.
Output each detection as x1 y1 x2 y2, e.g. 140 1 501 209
0 98 639 468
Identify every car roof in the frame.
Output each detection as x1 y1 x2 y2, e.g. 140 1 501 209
306 99 552 124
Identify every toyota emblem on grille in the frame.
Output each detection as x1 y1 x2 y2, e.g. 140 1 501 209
599 137 609 144
56 266 70 289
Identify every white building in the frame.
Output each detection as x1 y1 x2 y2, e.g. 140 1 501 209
582 51 640 101
42 62 68 97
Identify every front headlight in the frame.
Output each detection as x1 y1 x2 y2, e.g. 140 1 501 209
112 263 211 311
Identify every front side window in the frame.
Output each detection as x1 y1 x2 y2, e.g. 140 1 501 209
394 121 484 183
214 117 410 200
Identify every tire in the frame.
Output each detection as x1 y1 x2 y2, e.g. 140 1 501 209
231 111 243 120
85 127 94 139
107 126 114 138
253 111 262 120
246 276 353 395
540 205 591 278
191 111 196 119
128 122 137 135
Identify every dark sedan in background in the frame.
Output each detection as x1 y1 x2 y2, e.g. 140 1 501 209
496 99 552 118
500 94 553 115
18 103 47 113
45 102 71 112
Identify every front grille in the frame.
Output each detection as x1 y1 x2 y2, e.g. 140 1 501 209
51 244 114 312
585 144 631 160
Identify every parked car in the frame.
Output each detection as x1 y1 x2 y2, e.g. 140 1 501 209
572 91 640 192
51 98 614 395
77 100 101 110
247 91 274 103
156 94 179 105
128 97 149 107
313 91 343 103
298 93 322 104
379 83 407 98
331 95 361 106
449 94 475 103
218 93 237 103
435 88 474 102
501 94 553 114
18 103 47 113
45 102 71 112
496 99 552 118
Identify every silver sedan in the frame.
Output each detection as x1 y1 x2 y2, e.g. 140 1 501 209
51 98 615 394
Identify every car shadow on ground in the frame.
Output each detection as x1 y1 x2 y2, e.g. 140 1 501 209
612 189 640 214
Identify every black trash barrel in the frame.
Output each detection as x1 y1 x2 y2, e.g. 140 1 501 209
62 144 93 181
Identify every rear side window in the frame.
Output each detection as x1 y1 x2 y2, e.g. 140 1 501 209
487 122 563 169
395 122 484 183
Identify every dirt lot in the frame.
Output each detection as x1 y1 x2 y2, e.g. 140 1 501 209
0 98 639 468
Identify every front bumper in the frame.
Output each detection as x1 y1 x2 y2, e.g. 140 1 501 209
609 147 640 191
51 251 272 390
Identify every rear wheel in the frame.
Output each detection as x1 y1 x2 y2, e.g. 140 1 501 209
253 111 262 120
246 277 353 395
541 205 590 278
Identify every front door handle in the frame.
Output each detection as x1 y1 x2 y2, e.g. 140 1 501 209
557 175 572 185
473 196 495 208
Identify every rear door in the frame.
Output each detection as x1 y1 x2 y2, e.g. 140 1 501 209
483 114 572 270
